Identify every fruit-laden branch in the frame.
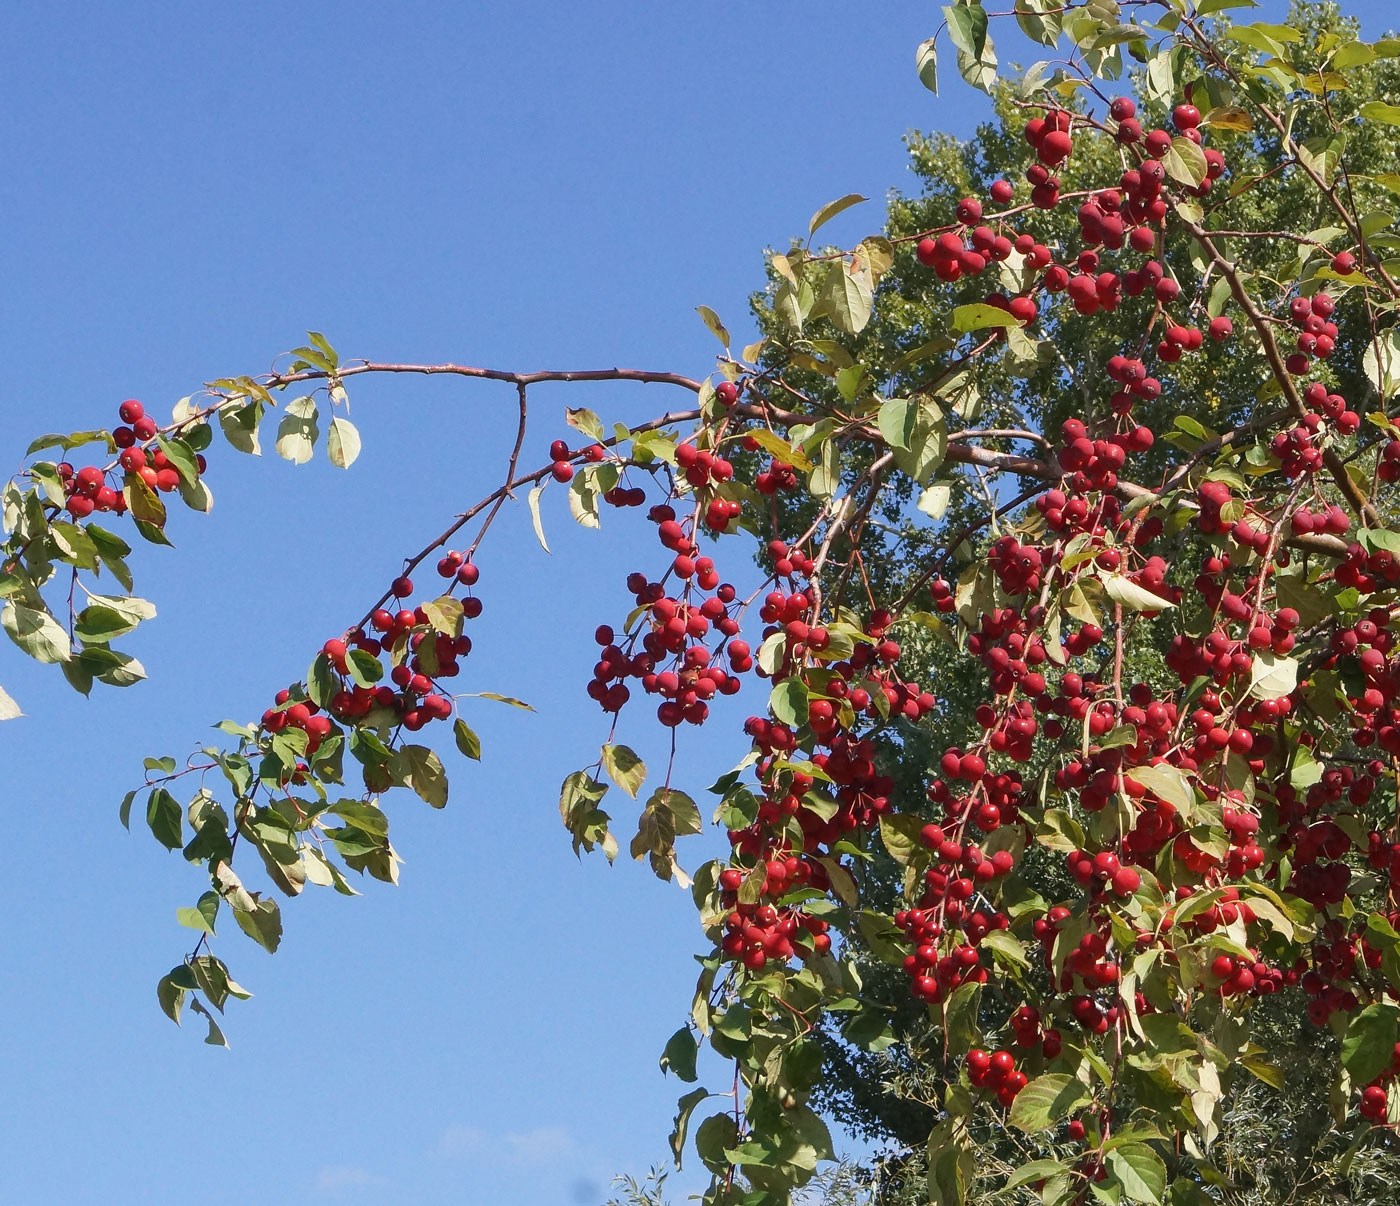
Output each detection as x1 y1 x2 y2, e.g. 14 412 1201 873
260 360 1355 569
1181 215 1382 527
264 361 706 394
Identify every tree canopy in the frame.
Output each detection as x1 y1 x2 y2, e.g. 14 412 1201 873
8 1 1400 1203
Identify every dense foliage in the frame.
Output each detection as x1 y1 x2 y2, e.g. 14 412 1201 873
6 2 1400 1203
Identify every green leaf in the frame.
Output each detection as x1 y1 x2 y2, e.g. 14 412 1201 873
648 786 702 836
858 910 908 966
808 437 839 500
155 435 200 487
146 788 183 851
87 523 134 591
1107 1144 1168 1205
944 979 983 1053
670 1088 711 1169
1342 1003 1400 1083
527 484 550 553
346 648 384 687
157 969 189 1025
951 303 1018 333
602 743 647 798
1127 764 1194 813
559 770 613 858
75 605 142 645
821 258 874 334
188 997 229 1048
289 342 334 372
808 193 868 239
879 397 947 484
565 407 604 442
695 305 730 348
1008 1073 1091 1132
917 482 952 520
453 718 481 761
327 416 361 468
1362 329 1400 399
0 684 22 721
769 678 809 727
1361 101 1400 126
661 1027 699 1082
1249 651 1298 700
328 800 390 837
218 400 262 454
747 428 813 472
306 331 339 369
26 430 111 456
399 744 448 808
466 691 534 710
1162 137 1208 187
981 928 1029 970
177 475 213 514
2 600 71 664
1240 1055 1286 1088
176 891 219 935
916 36 939 93
1007 1159 1073 1189
945 2 989 59
274 397 319 464
422 595 463 637
926 1116 973 1206
123 475 166 528
233 896 282 953
1102 574 1174 612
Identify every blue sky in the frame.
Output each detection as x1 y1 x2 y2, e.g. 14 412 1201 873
0 3 1394 1203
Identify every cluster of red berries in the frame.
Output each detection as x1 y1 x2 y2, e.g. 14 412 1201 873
987 536 1044 595
308 559 481 734
586 505 750 723
1287 290 1341 369
966 1048 1030 1108
1065 848 1141 897
60 399 207 518
717 897 830 970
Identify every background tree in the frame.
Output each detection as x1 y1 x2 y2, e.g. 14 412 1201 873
762 5 1400 1201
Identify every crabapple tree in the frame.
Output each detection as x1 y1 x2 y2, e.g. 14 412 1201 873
7 1 1400 1204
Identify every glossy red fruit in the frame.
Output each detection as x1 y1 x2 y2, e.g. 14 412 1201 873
1173 103 1201 130
1038 129 1073 165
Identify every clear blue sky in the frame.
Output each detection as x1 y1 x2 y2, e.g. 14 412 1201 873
0 3 1393 1204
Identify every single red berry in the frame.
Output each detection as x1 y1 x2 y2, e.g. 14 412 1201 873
1144 129 1172 157
1038 129 1073 165
1173 103 1202 130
